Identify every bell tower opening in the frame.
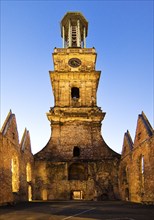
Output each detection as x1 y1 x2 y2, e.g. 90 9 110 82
71 87 79 99
73 146 80 157
61 12 88 48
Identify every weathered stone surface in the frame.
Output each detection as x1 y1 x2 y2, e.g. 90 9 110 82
119 111 154 204
34 159 120 200
0 111 34 205
34 12 121 201
1 12 153 205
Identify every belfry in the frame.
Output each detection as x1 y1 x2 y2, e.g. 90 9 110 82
34 12 120 200
61 12 87 48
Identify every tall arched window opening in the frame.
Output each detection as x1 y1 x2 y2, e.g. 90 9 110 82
139 155 145 190
28 185 32 201
141 155 144 175
26 163 32 182
11 157 19 192
71 87 79 99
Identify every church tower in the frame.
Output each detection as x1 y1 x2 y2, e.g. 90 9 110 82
34 12 120 201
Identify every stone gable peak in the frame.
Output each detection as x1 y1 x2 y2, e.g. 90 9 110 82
121 130 133 157
0 110 19 146
134 111 153 147
20 128 32 153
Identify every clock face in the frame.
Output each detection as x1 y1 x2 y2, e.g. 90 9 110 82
68 58 81 67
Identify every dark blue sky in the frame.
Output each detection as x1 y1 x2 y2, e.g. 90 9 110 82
1 0 153 154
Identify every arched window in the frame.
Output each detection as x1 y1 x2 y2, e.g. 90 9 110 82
140 155 145 189
26 163 32 182
71 87 79 99
68 163 87 180
141 155 144 175
28 185 32 201
11 156 19 192
73 146 80 157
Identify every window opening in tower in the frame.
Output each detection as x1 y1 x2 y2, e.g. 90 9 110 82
73 146 80 157
71 87 79 99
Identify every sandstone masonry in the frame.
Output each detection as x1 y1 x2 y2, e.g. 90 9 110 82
34 12 120 201
0 12 153 205
0 111 34 205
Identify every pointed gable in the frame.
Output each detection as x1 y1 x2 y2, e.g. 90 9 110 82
1 110 12 135
134 111 154 147
20 128 32 153
0 110 19 146
121 130 133 157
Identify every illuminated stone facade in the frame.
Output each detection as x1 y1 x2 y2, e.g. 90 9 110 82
34 12 121 201
119 112 154 204
0 111 34 205
0 12 153 205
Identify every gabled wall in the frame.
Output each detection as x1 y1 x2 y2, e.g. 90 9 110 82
119 130 133 201
119 112 154 204
0 111 34 205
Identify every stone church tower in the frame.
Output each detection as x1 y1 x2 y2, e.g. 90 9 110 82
34 12 120 201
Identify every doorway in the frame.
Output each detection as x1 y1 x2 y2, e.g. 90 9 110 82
71 190 83 200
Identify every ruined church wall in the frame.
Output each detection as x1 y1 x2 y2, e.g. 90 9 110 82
131 136 154 203
34 158 120 201
0 133 34 205
0 133 20 205
119 135 154 204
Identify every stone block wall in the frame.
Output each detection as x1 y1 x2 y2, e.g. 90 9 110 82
0 111 34 206
34 158 120 201
119 112 154 204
